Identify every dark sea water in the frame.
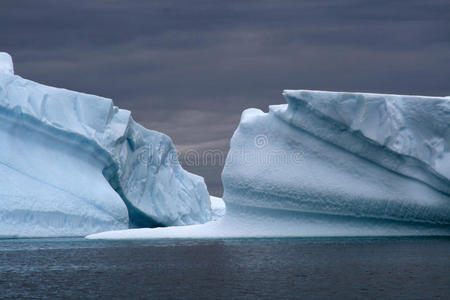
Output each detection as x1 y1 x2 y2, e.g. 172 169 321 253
0 237 448 299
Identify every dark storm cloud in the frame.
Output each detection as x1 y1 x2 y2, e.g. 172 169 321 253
2 0 450 195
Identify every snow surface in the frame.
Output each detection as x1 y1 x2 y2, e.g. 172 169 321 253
0 52 210 237
88 90 449 240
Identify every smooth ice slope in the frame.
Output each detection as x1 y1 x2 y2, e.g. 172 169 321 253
222 90 450 227
0 52 210 237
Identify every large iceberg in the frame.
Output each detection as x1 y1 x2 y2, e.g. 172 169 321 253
0 53 210 237
88 90 450 240
223 90 450 224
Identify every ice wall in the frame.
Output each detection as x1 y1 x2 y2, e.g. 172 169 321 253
280 90 450 194
222 90 450 227
0 52 210 237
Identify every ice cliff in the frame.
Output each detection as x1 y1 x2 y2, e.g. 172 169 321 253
0 52 210 237
222 90 450 227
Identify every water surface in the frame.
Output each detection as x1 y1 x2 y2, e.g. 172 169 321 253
0 237 448 299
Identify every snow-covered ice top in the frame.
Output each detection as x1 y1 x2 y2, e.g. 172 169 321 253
0 52 211 233
277 90 450 195
0 52 13 75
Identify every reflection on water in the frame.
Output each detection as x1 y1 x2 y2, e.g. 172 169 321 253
0 237 449 299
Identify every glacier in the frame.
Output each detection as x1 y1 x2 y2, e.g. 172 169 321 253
0 52 210 237
88 90 449 240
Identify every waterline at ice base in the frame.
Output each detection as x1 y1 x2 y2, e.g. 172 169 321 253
89 90 450 239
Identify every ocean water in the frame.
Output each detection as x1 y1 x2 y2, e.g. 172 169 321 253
0 237 448 299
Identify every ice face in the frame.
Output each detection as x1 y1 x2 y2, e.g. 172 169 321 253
280 90 450 194
222 90 450 227
0 52 210 237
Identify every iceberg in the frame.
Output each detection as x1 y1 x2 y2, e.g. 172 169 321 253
88 90 449 240
0 52 210 238
222 90 450 225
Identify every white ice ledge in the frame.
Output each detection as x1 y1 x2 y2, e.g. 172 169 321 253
86 200 449 240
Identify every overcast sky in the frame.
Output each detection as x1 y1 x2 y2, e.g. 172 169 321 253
2 0 449 195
